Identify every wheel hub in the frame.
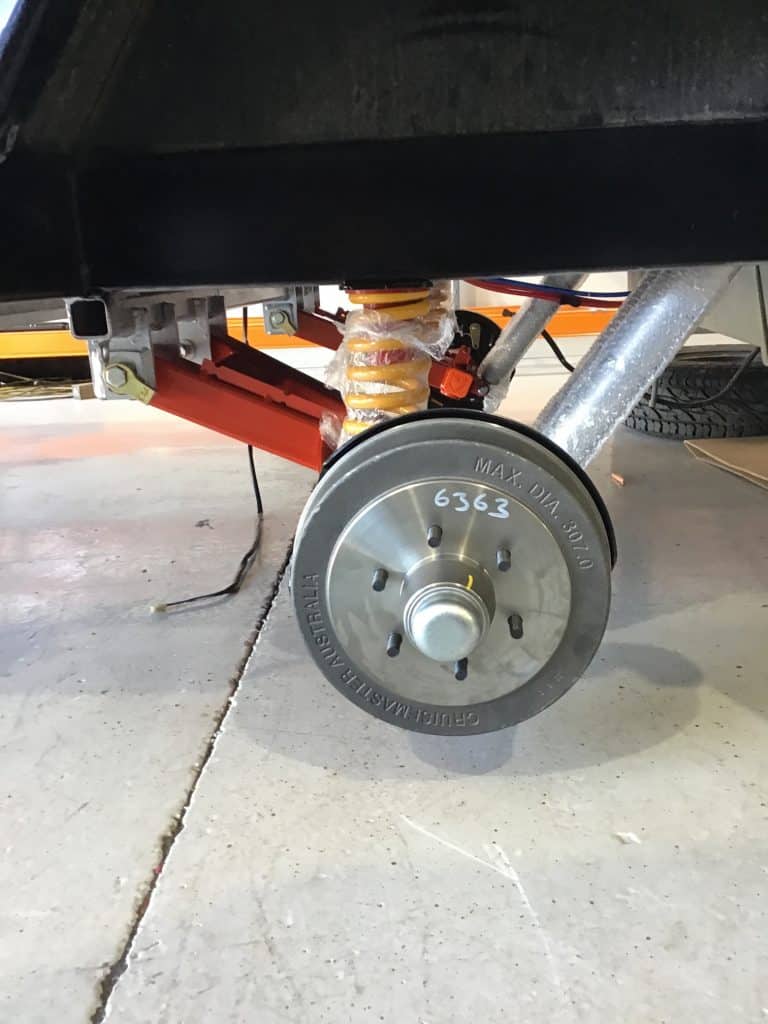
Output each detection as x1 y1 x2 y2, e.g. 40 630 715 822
401 555 495 663
405 581 490 662
292 410 615 735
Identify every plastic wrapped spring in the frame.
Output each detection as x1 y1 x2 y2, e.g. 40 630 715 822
341 288 436 439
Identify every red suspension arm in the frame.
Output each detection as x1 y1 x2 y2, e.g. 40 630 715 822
149 334 344 471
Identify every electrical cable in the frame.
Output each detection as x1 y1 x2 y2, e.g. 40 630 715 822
0 368 89 400
247 443 264 514
469 278 624 308
151 308 264 614
648 347 760 410
0 385 82 400
541 328 575 373
502 309 759 414
150 446 264 614
498 310 575 376
488 277 630 299
1 369 62 384
533 328 759 413
466 277 625 309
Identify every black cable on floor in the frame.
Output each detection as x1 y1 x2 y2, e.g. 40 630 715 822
151 445 264 613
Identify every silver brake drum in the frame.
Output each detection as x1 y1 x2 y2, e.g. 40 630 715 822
291 410 614 736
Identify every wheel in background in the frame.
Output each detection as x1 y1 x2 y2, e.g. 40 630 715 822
625 345 768 439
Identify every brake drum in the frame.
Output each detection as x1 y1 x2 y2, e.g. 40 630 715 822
291 411 615 735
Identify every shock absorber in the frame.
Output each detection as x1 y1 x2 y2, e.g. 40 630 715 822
336 284 455 442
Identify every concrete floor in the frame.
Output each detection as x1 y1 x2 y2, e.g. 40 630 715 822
1 379 767 1023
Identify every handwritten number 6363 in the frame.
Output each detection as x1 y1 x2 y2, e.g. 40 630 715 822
433 488 509 519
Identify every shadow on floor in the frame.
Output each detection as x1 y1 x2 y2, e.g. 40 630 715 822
243 608 716 781
405 640 704 776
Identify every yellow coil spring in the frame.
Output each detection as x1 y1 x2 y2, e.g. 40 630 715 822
343 289 432 436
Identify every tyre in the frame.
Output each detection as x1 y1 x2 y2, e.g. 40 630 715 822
625 345 768 440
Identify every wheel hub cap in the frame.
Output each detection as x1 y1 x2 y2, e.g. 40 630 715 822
404 581 490 662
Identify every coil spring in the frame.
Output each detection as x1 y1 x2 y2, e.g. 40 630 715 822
343 289 433 436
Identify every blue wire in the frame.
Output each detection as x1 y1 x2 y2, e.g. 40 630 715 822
484 277 630 300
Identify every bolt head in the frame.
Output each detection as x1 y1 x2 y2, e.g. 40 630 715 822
105 365 128 389
269 310 287 327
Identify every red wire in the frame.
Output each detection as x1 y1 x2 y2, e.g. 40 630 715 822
465 278 624 309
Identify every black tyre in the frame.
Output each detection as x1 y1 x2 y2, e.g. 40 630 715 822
625 345 768 440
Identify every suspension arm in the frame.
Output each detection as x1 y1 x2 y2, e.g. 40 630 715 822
149 335 344 471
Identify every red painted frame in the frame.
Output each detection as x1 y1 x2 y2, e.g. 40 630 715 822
146 315 477 472
150 334 344 471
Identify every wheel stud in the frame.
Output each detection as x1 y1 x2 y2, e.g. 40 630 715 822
427 525 443 548
386 631 403 658
372 568 389 592
496 547 512 572
454 658 468 681
508 613 524 639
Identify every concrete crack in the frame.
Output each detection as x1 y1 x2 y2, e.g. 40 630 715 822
89 547 293 1023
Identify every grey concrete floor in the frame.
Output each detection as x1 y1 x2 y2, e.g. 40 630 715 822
1 389 767 1023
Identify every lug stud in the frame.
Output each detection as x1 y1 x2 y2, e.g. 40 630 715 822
386 631 403 658
427 525 443 548
454 658 468 681
508 613 524 639
372 568 389 592
496 547 512 572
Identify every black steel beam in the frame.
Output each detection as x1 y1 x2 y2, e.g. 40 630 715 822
2 120 767 299
78 121 768 289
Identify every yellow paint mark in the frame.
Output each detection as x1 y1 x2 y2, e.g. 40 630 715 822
466 574 474 590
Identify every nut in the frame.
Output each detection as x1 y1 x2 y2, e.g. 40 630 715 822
105 365 128 389
269 310 287 327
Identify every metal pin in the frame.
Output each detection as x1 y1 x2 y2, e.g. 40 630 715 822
496 547 512 572
386 631 403 658
508 613 524 639
427 525 442 548
372 568 388 592
454 658 468 681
